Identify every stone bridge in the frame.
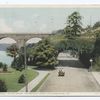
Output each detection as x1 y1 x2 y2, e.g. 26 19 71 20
0 33 54 48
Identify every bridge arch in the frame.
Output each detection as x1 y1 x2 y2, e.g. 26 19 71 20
0 37 17 44
26 37 42 44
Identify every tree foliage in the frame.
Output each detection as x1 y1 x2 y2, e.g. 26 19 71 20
7 44 19 58
18 74 25 83
7 44 19 68
65 11 82 37
3 64 8 72
0 62 8 72
0 62 3 68
92 31 100 58
92 30 100 70
32 39 59 69
65 37 95 67
48 34 67 53
93 21 100 29
11 55 25 71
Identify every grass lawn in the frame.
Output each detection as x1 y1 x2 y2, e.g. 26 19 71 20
0 67 39 92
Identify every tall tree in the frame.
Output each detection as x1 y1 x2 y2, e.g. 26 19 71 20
6 44 19 66
65 11 82 37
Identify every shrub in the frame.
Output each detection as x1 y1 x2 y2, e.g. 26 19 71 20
93 57 100 71
79 52 91 68
0 62 3 68
18 74 25 83
3 64 8 72
0 80 7 92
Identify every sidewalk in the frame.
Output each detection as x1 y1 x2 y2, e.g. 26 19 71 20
18 70 49 92
92 72 100 86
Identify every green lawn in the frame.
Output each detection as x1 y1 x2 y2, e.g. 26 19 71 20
0 67 39 92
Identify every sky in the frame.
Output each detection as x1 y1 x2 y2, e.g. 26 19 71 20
0 7 100 34
0 7 100 43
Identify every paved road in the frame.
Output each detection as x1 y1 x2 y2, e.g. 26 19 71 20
38 55 100 92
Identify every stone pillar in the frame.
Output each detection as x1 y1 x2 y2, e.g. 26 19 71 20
16 39 25 49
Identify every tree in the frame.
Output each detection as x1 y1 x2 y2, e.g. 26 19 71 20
65 11 82 37
48 34 67 53
0 62 3 68
7 44 19 67
3 64 8 72
64 26 73 38
11 45 33 71
93 21 100 29
32 39 59 69
92 30 100 58
84 25 92 33
0 62 8 72
92 30 100 70
18 74 25 83
11 55 25 71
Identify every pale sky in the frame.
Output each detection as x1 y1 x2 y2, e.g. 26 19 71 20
0 7 100 43
0 7 99 34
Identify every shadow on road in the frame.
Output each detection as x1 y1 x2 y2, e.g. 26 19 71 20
33 66 57 71
59 59 87 69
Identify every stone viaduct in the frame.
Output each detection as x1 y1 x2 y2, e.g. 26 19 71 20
0 33 54 48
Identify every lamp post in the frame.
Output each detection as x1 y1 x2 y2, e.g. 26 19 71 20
23 39 28 92
89 58 93 72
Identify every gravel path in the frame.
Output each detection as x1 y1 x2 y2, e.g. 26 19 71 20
38 56 100 92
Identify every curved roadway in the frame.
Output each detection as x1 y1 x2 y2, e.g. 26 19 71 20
38 53 100 92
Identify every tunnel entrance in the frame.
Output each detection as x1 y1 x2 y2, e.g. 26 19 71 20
57 52 87 69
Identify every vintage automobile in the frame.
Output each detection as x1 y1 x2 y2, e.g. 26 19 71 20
58 70 65 76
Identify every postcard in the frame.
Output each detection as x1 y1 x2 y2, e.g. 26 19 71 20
0 5 100 96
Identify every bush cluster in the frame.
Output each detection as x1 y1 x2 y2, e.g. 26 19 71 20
18 74 26 83
0 62 8 72
0 80 7 92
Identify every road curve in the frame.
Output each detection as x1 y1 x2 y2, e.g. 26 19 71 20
38 57 100 92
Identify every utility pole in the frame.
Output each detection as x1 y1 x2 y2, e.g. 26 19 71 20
90 16 93 28
51 16 54 33
24 39 28 92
